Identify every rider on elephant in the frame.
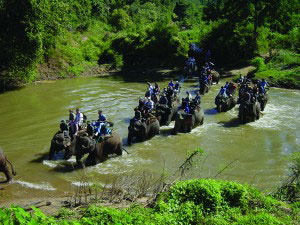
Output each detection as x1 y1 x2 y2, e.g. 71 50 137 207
180 100 190 114
259 79 269 93
147 82 154 96
145 97 155 111
204 49 211 63
154 82 160 95
174 81 181 93
226 82 236 96
185 91 193 103
92 110 107 137
194 91 201 105
159 94 169 106
166 86 174 106
219 86 228 98
68 109 75 136
168 79 175 88
74 108 84 135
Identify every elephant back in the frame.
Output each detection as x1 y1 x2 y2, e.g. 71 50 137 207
102 131 122 156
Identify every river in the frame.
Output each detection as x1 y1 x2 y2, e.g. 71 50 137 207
0 75 299 203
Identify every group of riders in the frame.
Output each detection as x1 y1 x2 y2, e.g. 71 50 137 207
131 80 181 123
185 43 216 87
237 76 269 105
130 79 203 124
215 74 269 108
58 108 112 142
54 42 269 147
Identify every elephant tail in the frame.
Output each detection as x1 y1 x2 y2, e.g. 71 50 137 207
6 157 16 176
122 147 130 154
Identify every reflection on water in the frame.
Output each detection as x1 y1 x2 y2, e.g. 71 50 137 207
0 76 299 202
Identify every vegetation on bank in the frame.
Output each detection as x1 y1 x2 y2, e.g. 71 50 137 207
250 50 300 89
0 0 299 90
0 179 299 224
0 151 299 224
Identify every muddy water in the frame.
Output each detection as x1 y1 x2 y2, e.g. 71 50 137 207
0 76 299 203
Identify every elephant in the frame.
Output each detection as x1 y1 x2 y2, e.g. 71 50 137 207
199 80 211 95
238 101 261 123
211 70 220 84
184 63 197 78
127 117 160 145
48 130 71 160
215 95 237 112
155 101 178 126
0 149 16 182
172 106 204 134
65 130 123 166
257 93 269 111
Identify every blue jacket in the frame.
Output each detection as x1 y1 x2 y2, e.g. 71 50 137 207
98 114 107 122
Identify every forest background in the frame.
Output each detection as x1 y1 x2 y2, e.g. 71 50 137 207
0 0 299 90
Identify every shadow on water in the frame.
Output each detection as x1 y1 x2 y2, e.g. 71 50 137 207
29 152 49 163
109 68 181 83
204 108 218 115
218 118 242 128
159 127 173 136
49 161 81 173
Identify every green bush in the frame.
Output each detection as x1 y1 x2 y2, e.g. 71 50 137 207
251 57 266 71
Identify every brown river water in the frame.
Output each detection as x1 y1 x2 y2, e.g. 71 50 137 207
0 75 299 204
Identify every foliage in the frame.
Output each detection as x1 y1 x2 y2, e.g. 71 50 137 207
274 152 300 203
0 0 299 89
1 179 298 224
251 57 266 71
253 50 300 88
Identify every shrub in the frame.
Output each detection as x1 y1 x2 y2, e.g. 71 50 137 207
251 57 266 71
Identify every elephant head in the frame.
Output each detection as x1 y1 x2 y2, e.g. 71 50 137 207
49 131 71 160
128 120 147 145
156 105 172 126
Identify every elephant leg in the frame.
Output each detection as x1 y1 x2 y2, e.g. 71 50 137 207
3 165 12 182
64 149 72 160
200 117 204 125
115 143 123 156
187 125 192 133
48 143 56 160
76 154 84 168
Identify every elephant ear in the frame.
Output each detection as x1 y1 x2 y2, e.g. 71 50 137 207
54 134 64 145
79 136 90 148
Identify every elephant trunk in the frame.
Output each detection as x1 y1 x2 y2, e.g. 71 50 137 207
48 142 56 160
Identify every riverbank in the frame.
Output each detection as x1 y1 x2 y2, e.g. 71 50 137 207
1 179 299 224
2 62 298 93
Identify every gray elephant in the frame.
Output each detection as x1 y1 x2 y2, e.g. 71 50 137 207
65 130 123 166
199 79 211 95
211 70 220 84
238 101 261 123
48 130 71 160
128 117 160 145
215 95 237 112
172 106 204 134
257 93 269 111
156 101 178 126
0 149 16 182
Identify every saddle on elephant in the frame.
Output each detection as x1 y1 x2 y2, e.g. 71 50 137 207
144 114 157 125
